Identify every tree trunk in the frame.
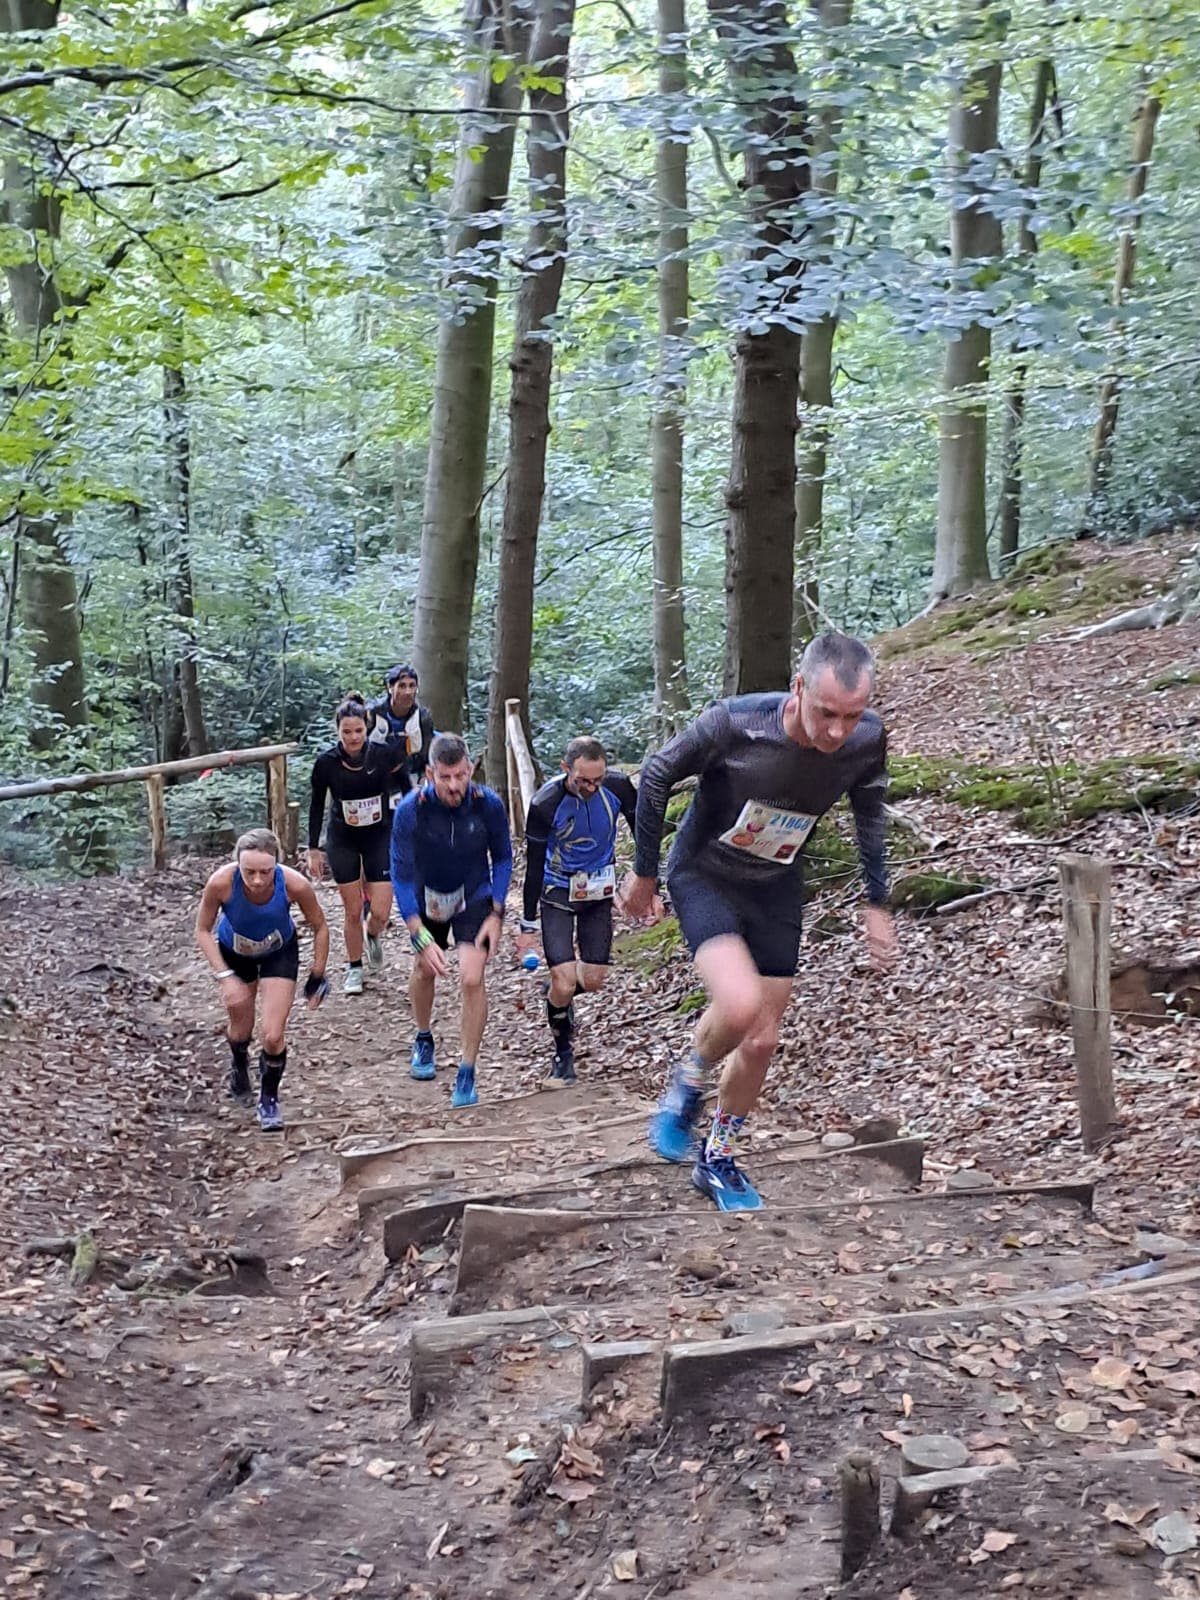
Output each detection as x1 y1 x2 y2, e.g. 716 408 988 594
163 346 210 757
998 58 1056 567
485 0 575 793
414 0 528 732
650 0 690 736
794 0 852 643
931 4 1005 600
2 0 90 751
709 0 809 694
1082 88 1163 535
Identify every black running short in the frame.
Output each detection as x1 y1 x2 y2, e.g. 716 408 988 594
421 896 492 950
218 938 300 985
667 859 802 980
326 824 391 886
541 887 613 969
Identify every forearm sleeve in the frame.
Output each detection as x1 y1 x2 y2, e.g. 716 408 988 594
308 763 327 848
633 705 726 878
485 793 514 905
389 806 420 921
849 754 889 907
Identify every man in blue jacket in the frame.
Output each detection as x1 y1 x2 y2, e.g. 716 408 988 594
390 733 513 1108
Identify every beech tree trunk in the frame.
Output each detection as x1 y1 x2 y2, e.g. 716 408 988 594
997 60 1056 567
414 0 528 732
485 0 575 792
709 0 809 694
794 0 852 642
2 0 90 751
651 0 690 736
1082 88 1163 534
163 348 210 758
931 2 1006 600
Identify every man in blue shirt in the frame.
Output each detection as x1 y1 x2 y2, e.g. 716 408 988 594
390 733 513 1108
515 737 642 1082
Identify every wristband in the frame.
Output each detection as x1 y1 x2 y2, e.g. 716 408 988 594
304 972 330 1002
410 926 435 953
519 918 538 934
212 968 234 982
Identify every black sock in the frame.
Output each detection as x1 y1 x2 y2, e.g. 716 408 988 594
230 1039 250 1069
547 1001 573 1050
349 959 363 970
416 1028 434 1041
259 1049 287 1100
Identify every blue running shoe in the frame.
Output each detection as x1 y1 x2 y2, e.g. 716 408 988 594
410 1032 436 1081
257 1095 284 1133
648 1064 705 1164
451 1064 479 1108
692 1151 763 1212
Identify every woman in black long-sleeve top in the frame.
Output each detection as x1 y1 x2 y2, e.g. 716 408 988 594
308 695 406 995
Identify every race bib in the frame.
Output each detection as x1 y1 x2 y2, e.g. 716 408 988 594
569 863 616 903
342 794 383 827
718 801 817 864
231 929 284 958
424 885 466 922
389 791 403 811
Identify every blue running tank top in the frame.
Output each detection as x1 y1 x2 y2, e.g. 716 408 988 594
216 866 296 958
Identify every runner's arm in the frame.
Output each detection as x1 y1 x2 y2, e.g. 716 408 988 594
521 785 558 923
606 771 639 836
285 869 330 975
848 739 889 906
633 703 728 879
483 789 514 911
308 753 330 848
408 707 436 780
194 870 233 975
389 797 421 925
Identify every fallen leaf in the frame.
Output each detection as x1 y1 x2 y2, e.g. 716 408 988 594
1054 1407 1092 1434
425 1520 449 1560
1090 1357 1133 1390
1149 1513 1198 1555
611 1550 639 1582
981 1529 1019 1553
679 1459 704 1474
364 1457 397 1479
1162 1369 1200 1395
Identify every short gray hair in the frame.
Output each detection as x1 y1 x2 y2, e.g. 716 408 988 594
798 631 875 692
429 732 469 767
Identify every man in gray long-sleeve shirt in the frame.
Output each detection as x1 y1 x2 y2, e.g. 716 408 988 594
617 631 896 1213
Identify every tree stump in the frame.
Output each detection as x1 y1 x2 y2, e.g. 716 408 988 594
839 1452 880 1579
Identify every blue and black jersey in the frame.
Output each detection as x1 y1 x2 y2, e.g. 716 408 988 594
522 772 638 921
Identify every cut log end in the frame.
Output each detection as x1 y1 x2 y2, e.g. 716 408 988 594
839 1451 881 1580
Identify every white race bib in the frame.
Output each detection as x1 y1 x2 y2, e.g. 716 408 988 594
424 885 466 922
232 929 284 958
389 791 403 811
718 801 816 864
342 794 383 827
569 863 616 903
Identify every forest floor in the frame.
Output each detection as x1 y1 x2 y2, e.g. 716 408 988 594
1 533 1198 1600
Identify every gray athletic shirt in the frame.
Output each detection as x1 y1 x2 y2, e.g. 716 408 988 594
634 692 889 904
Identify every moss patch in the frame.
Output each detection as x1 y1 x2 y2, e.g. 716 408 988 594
1148 664 1200 691
676 987 707 1016
889 871 986 912
888 751 1200 832
613 917 683 973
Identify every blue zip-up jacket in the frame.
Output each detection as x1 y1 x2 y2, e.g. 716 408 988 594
389 781 513 922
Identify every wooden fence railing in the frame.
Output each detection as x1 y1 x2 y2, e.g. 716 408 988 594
0 743 299 869
503 698 538 842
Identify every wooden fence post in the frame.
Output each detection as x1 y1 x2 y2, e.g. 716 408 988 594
505 697 526 842
266 754 289 845
1057 853 1118 1150
146 774 167 870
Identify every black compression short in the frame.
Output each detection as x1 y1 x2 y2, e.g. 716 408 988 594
421 897 491 950
668 860 802 980
218 938 300 985
326 826 391 886
541 887 613 969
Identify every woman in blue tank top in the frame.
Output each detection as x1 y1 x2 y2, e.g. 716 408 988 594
195 828 330 1132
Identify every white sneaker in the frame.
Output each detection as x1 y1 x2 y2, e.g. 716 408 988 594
365 932 384 973
343 965 365 996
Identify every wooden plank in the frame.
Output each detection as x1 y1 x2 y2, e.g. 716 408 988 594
454 1204 610 1300
0 741 298 802
659 1261 1200 1423
504 698 537 829
266 752 289 843
581 1339 659 1400
408 1304 572 1419
1058 853 1119 1149
281 799 299 858
146 773 166 870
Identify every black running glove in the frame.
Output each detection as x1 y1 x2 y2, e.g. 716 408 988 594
304 972 330 1004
